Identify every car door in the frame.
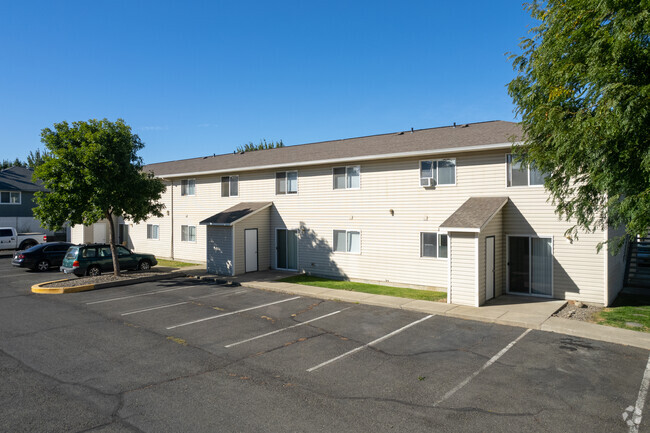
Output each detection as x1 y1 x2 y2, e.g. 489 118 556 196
48 244 71 267
98 246 114 271
0 228 15 248
117 246 138 270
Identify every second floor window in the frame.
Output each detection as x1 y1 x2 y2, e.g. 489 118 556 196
333 165 360 190
420 159 456 187
276 171 298 194
0 191 20 204
506 154 547 187
180 179 195 196
221 175 239 197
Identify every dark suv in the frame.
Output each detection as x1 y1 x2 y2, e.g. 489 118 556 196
60 244 157 277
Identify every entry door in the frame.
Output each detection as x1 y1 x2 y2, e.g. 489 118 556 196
508 236 553 297
485 236 495 301
93 223 107 244
245 229 258 273
276 229 298 270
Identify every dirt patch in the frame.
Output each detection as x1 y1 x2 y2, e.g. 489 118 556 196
42 270 173 288
553 300 603 322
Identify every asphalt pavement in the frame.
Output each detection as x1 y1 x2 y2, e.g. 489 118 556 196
2 254 650 432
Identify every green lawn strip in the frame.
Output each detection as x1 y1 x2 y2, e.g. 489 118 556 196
279 275 447 302
594 294 650 333
156 259 198 268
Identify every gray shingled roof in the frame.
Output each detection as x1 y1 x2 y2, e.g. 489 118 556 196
146 121 521 177
0 166 46 192
440 197 509 231
200 202 272 226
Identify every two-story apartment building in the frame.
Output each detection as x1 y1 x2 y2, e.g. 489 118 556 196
71 121 626 307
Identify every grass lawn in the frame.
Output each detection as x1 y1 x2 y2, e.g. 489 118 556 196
279 275 447 302
156 259 198 268
594 293 650 333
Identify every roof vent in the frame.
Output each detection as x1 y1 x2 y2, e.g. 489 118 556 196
453 122 456 128
411 127 414 133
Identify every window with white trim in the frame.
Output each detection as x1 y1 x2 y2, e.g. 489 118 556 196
181 225 196 242
421 232 448 258
276 171 298 194
419 159 456 187
506 154 547 187
333 230 361 253
333 166 360 190
0 191 21 204
221 175 239 197
180 179 195 196
146 224 159 240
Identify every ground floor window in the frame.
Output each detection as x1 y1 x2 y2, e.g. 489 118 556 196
181 225 196 242
147 224 159 240
421 232 448 258
333 230 360 253
507 235 553 296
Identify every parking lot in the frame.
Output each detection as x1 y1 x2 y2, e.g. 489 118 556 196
2 254 650 432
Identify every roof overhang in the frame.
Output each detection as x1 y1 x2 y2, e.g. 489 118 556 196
200 202 273 227
156 141 519 179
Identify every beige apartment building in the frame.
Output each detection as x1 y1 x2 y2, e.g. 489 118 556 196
71 121 627 307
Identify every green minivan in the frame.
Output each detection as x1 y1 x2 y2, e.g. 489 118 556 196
61 244 157 277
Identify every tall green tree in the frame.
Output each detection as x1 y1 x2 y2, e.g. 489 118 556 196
1 158 26 169
34 118 166 276
236 139 284 153
508 0 650 249
27 149 51 169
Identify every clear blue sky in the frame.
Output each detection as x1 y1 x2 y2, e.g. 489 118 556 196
1 1 536 165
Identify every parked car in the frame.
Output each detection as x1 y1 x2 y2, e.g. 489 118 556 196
12 242 75 271
0 227 46 251
60 244 157 277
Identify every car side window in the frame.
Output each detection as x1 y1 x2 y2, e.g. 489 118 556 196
99 247 112 257
117 246 130 257
82 248 97 258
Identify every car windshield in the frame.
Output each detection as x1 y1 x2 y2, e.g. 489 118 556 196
65 247 79 260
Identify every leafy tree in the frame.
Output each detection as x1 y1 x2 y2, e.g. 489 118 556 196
236 139 284 153
508 0 650 250
26 149 51 169
34 119 166 276
1 158 26 169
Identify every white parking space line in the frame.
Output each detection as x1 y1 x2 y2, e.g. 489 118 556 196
166 296 302 330
86 286 198 305
189 289 247 300
433 328 531 407
623 353 650 432
307 314 434 372
121 302 189 316
225 308 351 348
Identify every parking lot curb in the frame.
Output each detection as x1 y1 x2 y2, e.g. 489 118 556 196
31 272 187 295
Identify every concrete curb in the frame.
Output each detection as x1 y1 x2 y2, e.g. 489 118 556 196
31 271 188 294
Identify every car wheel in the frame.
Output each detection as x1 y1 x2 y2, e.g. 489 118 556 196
20 241 37 250
36 260 50 272
87 266 101 277
138 260 151 271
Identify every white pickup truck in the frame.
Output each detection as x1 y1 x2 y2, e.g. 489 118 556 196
0 227 46 251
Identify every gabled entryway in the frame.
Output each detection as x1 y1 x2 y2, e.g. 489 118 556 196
200 202 272 276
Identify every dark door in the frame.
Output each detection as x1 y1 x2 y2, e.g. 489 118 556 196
508 236 530 293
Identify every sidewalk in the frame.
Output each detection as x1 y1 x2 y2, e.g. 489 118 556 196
221 272 650 351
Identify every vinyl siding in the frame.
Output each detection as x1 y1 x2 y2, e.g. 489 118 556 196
233 207 271 275
450 232 477 306
206 226 233 275
130 181 174 258
127 148 608 303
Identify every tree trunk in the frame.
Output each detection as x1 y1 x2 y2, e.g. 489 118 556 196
105 211 121 277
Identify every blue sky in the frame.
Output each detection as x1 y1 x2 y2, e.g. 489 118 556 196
1 1 536 165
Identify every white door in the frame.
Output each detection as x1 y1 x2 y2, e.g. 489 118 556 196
93 223 107 244
486 236 495 301
245 229 258 272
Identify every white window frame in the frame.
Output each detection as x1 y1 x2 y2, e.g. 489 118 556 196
420 232 448 259
419 159 456 187
332 229 361 254
276 171 298 195
180 179 196 196
146 224 160 240
181 225 196 243
0 191 21 204
505 154 546 187
221 175 239 197
332 165 361 190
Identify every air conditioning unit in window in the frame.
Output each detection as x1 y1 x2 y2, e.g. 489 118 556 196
421 178 432 187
